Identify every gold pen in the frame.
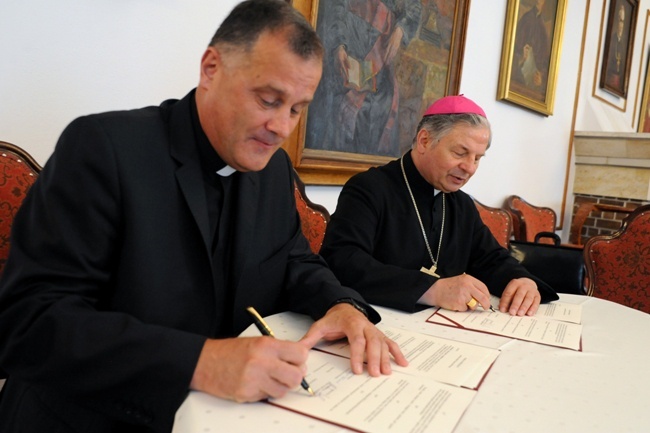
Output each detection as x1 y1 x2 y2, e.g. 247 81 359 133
246 306 315 396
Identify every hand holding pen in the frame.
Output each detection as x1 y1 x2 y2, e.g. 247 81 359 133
246 306 315 396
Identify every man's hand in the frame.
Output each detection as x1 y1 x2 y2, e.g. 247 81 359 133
499 278 541 316
190 337 309 402
418 273 492 312
299 303 408 376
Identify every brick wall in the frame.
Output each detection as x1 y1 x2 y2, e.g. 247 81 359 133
571 194 648 245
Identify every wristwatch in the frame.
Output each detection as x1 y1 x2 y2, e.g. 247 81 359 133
331 298 368 318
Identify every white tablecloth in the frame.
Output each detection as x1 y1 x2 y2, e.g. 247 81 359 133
173 295 650 433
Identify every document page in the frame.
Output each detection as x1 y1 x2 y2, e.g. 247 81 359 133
536 300 582 324
428 309 582 351
484 295 582 324
270 350 476 433
316 324 499 389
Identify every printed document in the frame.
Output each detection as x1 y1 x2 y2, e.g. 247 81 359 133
317 324 499 389
428 307 582 351
270 350 476 433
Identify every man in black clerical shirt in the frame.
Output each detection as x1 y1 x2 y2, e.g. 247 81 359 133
320 95 558 316
0 1 407 432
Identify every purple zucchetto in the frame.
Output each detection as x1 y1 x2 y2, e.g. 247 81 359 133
424 95 487 119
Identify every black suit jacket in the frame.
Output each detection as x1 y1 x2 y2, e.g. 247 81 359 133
0 91 368 432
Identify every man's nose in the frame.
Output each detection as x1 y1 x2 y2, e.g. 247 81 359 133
460 158 478 175
267 111 296 140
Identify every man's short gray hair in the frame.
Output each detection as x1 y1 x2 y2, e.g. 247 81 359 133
412 113 492 149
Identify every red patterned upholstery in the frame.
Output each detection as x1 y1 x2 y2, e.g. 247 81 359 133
584 205 650 314
474 198 513 249
293 171 330 254
504 195 557 245
0 141 42 274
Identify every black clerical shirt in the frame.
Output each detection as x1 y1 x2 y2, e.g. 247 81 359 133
190 93 237 337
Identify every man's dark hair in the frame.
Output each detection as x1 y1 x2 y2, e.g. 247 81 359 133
209 0 323 59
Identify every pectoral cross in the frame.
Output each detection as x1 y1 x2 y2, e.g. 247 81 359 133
420 265 440 278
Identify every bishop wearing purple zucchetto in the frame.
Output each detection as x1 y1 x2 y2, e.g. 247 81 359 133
321 95 559 316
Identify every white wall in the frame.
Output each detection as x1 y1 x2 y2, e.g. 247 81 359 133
576 0 650 132
0 0 232 164
0 0 620 240
460 0 585 236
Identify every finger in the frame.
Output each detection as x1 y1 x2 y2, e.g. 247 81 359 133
526 295 541 316
461 274 491 310
505 285 536 316
386 338 408 368
268 361 306 395
363 330 383 377
499 286 516 313
264 338 309 368
472 292 493 311
300 318 346 346
231 350 295 402
379 340 393 375
298 325 322 349
521 290 541 316
346 330 367 375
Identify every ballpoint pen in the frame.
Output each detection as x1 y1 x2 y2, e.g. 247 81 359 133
245 306 315 396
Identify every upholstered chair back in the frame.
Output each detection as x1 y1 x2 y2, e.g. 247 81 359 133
504 195 557 245
293 171 330 254
473 198 513 249
584 205 650 314
0 141 42 274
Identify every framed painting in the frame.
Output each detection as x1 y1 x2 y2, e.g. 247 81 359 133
599 0 638 98
286 0 470 185
496 0 567 116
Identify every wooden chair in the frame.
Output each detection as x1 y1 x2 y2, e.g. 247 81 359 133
293 171 330 254
569 201 636 246
473 198 513 249
504 195 557 245
583 204 650 313
0 141 42 274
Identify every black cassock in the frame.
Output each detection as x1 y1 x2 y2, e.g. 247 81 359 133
321 150 558 312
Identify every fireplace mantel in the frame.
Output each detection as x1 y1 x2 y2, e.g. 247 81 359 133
573 131 650 201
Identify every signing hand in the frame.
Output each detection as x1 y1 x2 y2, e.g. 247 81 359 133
299 303 408 376
418 273 492 312
190 337 309 402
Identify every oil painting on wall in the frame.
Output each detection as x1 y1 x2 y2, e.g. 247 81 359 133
497 0 567 116
286 0 469 184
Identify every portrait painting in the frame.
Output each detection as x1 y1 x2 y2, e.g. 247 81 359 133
600 0 638 98
286 0 470 184
497 0 567 115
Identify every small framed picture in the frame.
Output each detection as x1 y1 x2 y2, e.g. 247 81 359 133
599 0 638 98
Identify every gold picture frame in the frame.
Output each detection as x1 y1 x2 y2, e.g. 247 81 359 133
638 54 650 131
496 0 567 116
285 0 471 185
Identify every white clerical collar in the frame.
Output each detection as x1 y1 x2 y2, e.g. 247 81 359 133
216 165 237 177
433 189 442 196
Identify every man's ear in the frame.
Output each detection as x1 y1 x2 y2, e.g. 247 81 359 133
199 47 220 88
414 128 431 153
